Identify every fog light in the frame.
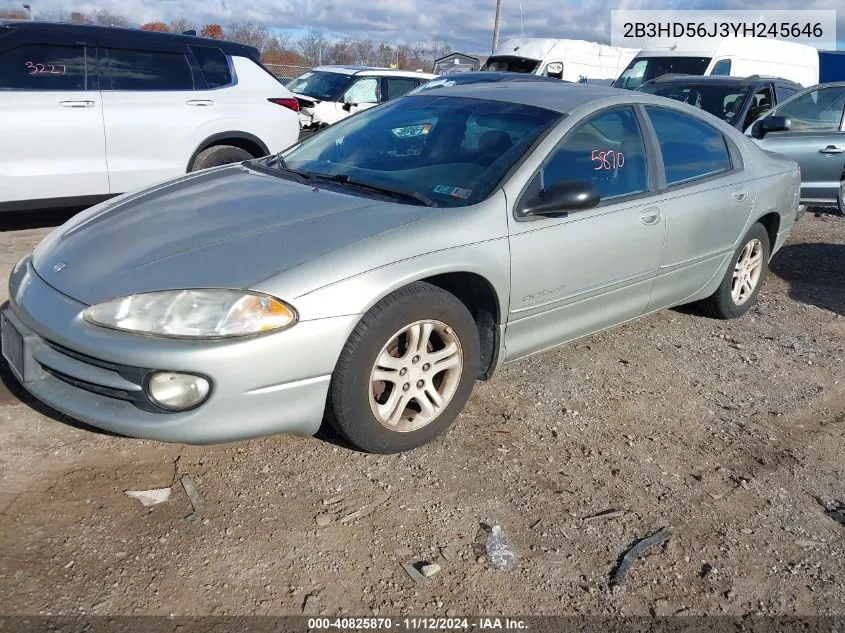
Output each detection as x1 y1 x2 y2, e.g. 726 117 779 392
146 372 210 411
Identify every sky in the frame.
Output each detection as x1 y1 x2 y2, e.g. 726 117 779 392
9 0 845 53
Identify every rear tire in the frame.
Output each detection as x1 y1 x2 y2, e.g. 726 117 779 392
189 145 253 172
327 282 480 454
698 222 770 319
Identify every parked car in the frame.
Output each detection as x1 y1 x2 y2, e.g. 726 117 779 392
408 70 568 95
2 83 801 453
637 74 804 131
0 20 300 213
287 65 437 133
613 37 819 90
746 81 845 215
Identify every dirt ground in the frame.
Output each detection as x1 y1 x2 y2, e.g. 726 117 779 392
0 209 843 618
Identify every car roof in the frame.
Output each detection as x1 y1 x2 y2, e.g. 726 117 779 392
428 71 564 83
640 74 802 89
311 64 435 77
413 81 630 114
0 19 260 58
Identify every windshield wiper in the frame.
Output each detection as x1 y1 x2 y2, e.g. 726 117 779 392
249 156 313 186
308 173 439 207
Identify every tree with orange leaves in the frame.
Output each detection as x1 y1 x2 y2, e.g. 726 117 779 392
200 24 225 40
140 22 170 32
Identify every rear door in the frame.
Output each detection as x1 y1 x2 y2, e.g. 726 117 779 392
0 32 108 208
750 84 845 205
98 39 213 194
645 105 757 309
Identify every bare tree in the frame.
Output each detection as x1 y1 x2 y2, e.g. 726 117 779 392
275 30 293 52
91 9 129 27
297 31 327 66
327 39 356 65
169 18 194 34
227 22 269 50
353 38 375 66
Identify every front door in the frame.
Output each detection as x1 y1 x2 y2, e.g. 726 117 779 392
505 106 665 361
750 84 845 206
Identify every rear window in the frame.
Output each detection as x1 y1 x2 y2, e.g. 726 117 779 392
645 106 733 185
190 46 231 88
104 47 194 91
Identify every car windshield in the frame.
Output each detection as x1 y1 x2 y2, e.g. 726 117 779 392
640 84 750 124
614 56 712 90
484 57 541 74
286 70 353 101
277 95 562 207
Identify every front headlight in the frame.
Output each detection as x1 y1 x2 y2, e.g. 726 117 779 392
83 289 297 338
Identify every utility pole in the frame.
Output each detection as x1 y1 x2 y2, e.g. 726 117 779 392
492 0 503 52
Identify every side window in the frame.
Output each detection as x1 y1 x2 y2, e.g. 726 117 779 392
342 77 379 104
540 107 649 201
645 106 733 186
775 86 797 103
743 86 774 130
710 59 731 76
190 46 231 89
773 86 845 132
0 43 87 90
385 77 418 101
104 48 194 91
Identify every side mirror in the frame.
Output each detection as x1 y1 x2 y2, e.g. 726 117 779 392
751 114 791 139
545 62 563 79
342 101 356 112
519 180 600 218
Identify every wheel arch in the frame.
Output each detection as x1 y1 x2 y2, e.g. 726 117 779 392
186 132 271 172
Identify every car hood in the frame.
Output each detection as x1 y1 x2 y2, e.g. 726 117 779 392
32 165 434 306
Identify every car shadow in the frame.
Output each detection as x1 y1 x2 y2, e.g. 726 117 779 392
769 242 845 317
0 303 120 438
0 206 85 232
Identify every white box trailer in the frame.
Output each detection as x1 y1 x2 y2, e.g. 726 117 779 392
613 37 819 89
482 38 639 83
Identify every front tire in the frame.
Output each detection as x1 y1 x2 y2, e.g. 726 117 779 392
698 222 770 319
189 145 253 172
328 282 480 454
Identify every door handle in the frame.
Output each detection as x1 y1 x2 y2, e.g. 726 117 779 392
639 208 661 225
819 145 844 155
732 189 748 202
59 100 95 108
187 99 215 107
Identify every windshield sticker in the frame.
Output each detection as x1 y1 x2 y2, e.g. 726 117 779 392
434 185 472 199
591 149 625 171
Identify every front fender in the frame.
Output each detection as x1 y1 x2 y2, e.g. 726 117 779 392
286 238 512 323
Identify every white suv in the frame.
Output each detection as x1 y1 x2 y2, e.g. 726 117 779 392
287 65 437 133
0 20 301 212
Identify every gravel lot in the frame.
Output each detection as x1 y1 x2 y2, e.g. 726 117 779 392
0 209 843 618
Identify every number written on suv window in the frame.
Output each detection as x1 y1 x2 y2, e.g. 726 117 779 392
0 44 86 90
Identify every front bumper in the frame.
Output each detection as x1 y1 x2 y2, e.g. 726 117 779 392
2 258 359 444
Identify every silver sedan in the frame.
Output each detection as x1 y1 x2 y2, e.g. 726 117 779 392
1 83 802 453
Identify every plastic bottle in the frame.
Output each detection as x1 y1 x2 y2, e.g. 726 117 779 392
485 524 517 571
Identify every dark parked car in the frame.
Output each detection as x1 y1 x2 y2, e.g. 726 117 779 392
637 74 804 132
746 81 845 215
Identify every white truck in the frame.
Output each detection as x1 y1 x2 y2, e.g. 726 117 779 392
482 38 639 84
613 37 820 90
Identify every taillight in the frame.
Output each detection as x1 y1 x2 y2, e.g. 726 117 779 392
268 97 299 112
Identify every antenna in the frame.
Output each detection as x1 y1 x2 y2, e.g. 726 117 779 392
492 0 503 52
